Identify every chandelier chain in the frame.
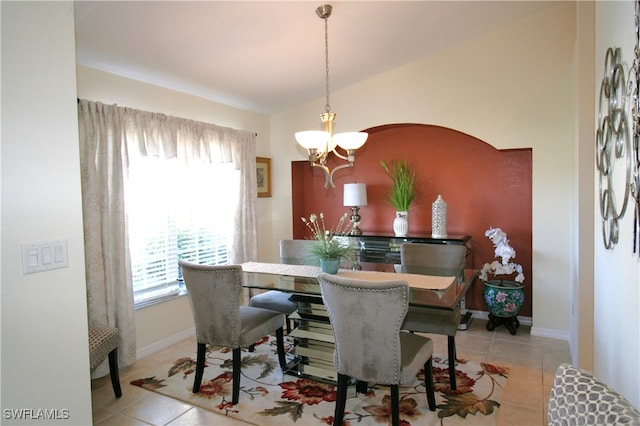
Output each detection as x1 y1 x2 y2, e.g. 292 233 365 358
295 4 368 188
324 16 331 114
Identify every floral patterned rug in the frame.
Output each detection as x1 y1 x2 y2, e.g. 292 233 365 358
131 336 509 425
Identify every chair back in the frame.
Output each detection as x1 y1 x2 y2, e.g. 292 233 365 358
548 364 640 425
280 239 320 266
401 243 466 277
318 272 409 384
179 261 242 347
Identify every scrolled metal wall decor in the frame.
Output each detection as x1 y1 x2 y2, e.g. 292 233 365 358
596 46 633 250
596 0 640 254
631 0 640 254
596 0 640 253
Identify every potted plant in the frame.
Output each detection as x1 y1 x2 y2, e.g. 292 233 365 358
301 212 353 274
479 227 526 335
380 159 417 236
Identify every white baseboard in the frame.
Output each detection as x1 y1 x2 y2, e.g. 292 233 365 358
468 309 532 327
467 310 568 341
137 327 196 359
530 326 569 341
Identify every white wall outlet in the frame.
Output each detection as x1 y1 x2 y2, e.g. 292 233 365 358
21 239 69 274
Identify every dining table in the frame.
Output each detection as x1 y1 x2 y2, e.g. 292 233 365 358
241 260 477 384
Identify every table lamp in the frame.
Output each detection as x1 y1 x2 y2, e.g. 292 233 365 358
343 183 368 235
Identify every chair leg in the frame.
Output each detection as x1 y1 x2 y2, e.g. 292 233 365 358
424 357 436 411
275 328 287 370
448 335 457 390
232 347 241 404
390 384 400 426
333 373 349 426
107 348 122 398
192 343 206 393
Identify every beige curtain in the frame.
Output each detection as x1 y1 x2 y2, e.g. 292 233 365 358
78 101 136 375
78 99 257 372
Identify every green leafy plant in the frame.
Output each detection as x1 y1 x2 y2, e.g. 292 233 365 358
301 212 353 260
380 159 417 211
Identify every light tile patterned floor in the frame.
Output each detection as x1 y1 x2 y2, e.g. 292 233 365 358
91 318 571 425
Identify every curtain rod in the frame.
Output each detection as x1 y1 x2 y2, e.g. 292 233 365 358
77 98 257 136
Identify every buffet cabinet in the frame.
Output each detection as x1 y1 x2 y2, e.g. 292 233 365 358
352 233 472 265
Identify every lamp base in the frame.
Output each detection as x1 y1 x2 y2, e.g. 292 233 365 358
349 207 362 235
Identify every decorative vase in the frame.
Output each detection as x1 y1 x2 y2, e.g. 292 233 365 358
483 280 525 335
393 211 408 237
431 194 447 238
320 258 340 274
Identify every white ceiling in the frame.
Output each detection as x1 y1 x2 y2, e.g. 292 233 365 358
75 1 558 114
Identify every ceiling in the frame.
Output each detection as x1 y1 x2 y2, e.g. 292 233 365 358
75 1 558 115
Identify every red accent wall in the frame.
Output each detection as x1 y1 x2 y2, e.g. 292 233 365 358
291 123 532 316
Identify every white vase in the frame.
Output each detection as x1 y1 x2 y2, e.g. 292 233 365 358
393 211 408 237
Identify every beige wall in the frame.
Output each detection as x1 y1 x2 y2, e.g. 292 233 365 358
573 0 595 373
1 2 93 423
594 1 640 407
273 3 576 339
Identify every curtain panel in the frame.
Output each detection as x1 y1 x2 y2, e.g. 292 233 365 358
78 99 258 372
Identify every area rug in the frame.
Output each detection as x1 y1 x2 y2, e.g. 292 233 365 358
131 336 509 425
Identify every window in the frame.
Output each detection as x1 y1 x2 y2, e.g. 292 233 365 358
127 156 239 307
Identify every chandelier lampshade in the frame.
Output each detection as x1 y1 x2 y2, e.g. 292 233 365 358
295 130 331 152
333 132 368 150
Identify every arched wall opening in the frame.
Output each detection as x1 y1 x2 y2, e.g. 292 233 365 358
291 123 532 315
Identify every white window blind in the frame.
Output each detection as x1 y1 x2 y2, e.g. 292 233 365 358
127 156 239 306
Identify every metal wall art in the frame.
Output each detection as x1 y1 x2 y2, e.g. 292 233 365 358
632 0 640 255
596 0 640 253
596 46 632 249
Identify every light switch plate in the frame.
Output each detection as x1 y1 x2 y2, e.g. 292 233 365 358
21 240 68 274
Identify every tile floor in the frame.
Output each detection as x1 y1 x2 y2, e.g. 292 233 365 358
91 318 571 425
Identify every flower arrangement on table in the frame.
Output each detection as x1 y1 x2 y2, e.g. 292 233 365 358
301 212 353 263
479 227 525 283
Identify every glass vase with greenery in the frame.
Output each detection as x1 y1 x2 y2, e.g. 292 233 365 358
380 159 417 211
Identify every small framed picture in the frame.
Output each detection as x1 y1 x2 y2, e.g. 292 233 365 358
256 157 272 198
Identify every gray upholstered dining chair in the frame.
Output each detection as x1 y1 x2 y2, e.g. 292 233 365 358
249 239 319 333
179 261 287 405
318 273 436 426
400 242 466 390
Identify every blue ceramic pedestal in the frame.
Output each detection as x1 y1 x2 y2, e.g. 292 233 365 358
483 280 525 335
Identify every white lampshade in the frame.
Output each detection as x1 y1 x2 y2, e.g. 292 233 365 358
343 183 368 207
333 131 368 150
295 130 331 152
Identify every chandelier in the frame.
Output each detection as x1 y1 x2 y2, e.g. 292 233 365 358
295 4 368 189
